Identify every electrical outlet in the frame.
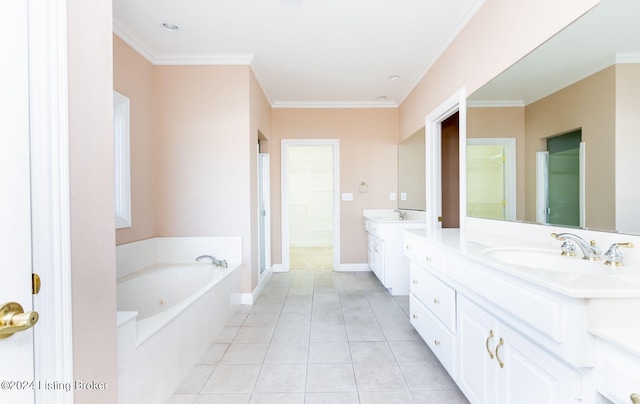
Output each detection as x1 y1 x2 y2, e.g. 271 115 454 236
390 193 396 201
401 192 407 201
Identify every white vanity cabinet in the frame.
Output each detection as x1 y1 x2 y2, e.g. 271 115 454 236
363 213 425 295
403 229 592 404
458 295 582 404
594 336 640 404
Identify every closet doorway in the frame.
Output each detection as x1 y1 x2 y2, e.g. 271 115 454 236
281 139 340 271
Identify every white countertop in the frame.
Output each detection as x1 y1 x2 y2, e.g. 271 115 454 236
405 228 640 299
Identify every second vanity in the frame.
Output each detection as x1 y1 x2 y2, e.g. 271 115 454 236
404 223 640 404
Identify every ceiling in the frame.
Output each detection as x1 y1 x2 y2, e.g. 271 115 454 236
113 0 486 108
468 0 640 106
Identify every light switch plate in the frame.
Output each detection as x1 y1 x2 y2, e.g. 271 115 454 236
341 193 353 201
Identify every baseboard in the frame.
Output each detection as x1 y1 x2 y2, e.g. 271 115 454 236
241 266 274 305
272 263 289 272
335 263 370 272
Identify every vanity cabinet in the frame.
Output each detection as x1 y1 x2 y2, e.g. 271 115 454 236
364 215 425 295
458 295 582 404
595 338 640 404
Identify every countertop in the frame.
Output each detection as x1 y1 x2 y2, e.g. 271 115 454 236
405 228 640 299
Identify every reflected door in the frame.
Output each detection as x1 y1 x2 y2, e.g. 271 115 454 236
467 144 506 220
546 130 582 227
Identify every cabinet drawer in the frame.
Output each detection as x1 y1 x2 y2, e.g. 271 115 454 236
410 294 455 376
603 353 640 404
404 236 443 271
410 264 456 333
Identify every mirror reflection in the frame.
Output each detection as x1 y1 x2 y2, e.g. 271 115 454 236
398 127 426 211
467 0 640 234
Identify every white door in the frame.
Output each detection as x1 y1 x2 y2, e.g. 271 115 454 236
0 0 37 402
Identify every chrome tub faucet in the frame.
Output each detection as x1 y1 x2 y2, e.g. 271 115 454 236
196 255 228 268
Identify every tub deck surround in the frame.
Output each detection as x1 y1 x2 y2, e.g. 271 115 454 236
116 236 243 404
405 224 640 404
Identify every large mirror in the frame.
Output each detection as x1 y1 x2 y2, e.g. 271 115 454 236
398 127 426 211
467 0 640 235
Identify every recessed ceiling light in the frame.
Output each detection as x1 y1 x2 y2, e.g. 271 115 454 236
161 23 179 33
388 75 400 81
377 96 388 101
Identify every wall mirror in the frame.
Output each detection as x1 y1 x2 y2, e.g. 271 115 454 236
398 127 426 211
466 0 640 235
114 91 131 229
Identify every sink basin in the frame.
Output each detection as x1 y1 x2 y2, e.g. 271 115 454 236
482 247 604 274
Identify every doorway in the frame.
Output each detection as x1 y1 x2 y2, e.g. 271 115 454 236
281 140 339 271
425 89 467 231
536 130 584 227
466 138 516 221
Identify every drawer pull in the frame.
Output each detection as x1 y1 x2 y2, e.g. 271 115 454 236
405 245 411 250
631 394 640 404
496 337 505 369
434 340 441 346
433 298 440 304
425 256 432 262
412 314 418 320
412 280 418 285
485 329 495 359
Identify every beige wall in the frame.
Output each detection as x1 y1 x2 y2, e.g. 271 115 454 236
399 0 600 141
68 0 118 402
114 35 156 245
467 107 525 219
271 108 399 264
615 64 640 233
525 66 615 229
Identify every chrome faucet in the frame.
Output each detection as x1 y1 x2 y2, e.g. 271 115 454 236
604 242 634 267
551 233 601 261
394 209 408 220
196 255 228 268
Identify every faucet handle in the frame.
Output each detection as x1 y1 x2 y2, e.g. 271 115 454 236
604 242 634 267
560 240 577 256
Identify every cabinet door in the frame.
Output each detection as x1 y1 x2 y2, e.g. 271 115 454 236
498 325 582 404
458 296 499 404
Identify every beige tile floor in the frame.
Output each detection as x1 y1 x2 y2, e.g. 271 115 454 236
167 270 470 404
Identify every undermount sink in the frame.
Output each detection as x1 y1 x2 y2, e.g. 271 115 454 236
482 247 604 274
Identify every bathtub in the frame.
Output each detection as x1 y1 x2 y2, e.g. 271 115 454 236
116 237 242 404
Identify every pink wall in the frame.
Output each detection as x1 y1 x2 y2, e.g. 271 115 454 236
271 108 399 264
114 35 156 245
68 0 118 402
399 0 600 140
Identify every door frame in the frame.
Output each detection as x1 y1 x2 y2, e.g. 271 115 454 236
258 152 271 281
466 138 517 221
29 0 74 401
281 139 340 271
426 88 467 232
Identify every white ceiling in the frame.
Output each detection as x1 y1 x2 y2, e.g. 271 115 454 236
113 0 486 108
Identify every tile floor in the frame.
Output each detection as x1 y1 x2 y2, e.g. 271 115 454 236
289 247 334 270
167 270 469 404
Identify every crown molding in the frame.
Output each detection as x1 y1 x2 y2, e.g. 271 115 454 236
398 0 487 105
113 19 253 66
615 52 640 64
272 100 398 109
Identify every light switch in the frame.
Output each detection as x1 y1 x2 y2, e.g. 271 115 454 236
390 193 396 201
401 192 407 201
341 193 353 201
